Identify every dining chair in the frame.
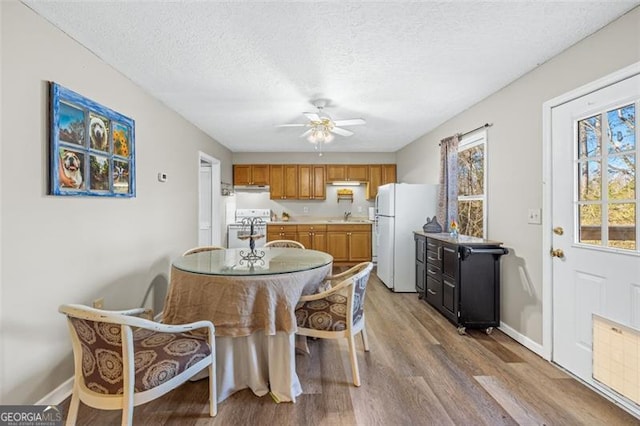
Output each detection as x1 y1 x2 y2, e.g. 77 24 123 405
59 304 216 426
183 245 225 256
264 240 305 249
294 262 374 386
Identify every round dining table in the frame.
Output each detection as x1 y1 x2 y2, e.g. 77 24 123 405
162 247 333 403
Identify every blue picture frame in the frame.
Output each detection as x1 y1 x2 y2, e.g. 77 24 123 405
50 82 135 197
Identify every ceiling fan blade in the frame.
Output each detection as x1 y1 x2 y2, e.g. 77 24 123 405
333 118 366 126
276 123 306 127
300 129 313 138
331 127 354 137
303 112 321 122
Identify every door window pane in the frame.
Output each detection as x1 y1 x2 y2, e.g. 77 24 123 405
607 154 635 200
578 160 601 201
458 200 483 238
579 204 602 245
578 115 601 158
608 203 636 250
607 104 635 154
457 144 485 196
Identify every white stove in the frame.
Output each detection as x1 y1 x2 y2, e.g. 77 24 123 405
227 209 271 248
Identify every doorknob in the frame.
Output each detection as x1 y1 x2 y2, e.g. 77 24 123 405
550 248 565 258
553 227 564 235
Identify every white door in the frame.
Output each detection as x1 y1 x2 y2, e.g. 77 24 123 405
376 215 395 289
198 163 212 246
551 73 639 384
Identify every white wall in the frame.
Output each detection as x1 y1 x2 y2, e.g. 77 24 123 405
397 7 640 345
232 152 396 165
0 1 232 404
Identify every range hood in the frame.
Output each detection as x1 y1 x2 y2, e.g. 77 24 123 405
233 185 270 192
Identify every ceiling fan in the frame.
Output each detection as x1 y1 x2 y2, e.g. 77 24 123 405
277 100 366 144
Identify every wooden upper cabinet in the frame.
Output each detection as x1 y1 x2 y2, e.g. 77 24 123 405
367 165 382 200
383 164 396 185
269 165 298 200
312 165 326 199
326 164 369 182
367 164 397 199
233 164 270 186
298 165 325 200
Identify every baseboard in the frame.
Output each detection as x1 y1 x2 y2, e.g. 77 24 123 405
36 377 73 406
499 321 547 359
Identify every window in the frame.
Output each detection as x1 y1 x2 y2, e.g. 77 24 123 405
457 131 487 238
577 102 636 251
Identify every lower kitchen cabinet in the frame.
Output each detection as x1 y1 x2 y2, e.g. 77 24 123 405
414 232 508 334
297 224 326 251
326 224 371 264
267 224 298 242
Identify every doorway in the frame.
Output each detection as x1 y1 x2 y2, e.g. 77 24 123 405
543 62 640 415
198 152 221 246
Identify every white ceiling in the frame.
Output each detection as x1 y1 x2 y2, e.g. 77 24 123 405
24 1 639 154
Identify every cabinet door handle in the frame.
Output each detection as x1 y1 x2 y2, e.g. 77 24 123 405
427 289 436 295
427 270 436 275
438 246 442 260
427 256 436 261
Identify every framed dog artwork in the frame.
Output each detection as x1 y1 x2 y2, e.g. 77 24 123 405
49 82 135 197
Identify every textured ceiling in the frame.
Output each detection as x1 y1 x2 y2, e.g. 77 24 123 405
23 1 639 153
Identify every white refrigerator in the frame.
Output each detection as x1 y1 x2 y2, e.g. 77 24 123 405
375 183 438 292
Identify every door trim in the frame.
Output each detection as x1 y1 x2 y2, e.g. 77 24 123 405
542 61 640 361
198 152 221 246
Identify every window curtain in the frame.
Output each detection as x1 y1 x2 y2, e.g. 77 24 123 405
437 134 459 232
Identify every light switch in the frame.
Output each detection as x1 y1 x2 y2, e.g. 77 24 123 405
528 208 541 224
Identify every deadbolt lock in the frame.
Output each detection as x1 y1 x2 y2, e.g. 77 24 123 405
550 248 565 258
553 227 564 235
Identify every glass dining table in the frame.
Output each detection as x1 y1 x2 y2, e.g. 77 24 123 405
162 247 333 403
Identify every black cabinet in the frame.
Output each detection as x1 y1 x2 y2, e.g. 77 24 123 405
414 232 508 334
414 234 426 296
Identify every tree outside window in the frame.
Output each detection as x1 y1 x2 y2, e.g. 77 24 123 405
457 132 486 238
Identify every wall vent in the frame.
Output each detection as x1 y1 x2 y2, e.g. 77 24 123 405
593 315 640 405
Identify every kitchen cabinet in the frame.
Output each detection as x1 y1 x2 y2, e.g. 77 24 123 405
327 224 371 264
326 164 369 182
413 232 507 335
414 234 427 297
233 164 270 186
298 165 326 200
366 164 397 200
267 224 298 242
297 224 326 251
269 165 298 200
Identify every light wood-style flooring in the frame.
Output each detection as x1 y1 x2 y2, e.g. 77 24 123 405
61 270 639 425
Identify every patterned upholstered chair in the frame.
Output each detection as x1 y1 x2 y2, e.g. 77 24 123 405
264 240 306 249
182 245 225 256
59 304 216 425
295 262 374 386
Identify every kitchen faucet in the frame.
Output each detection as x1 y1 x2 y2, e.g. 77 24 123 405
344 211 352 221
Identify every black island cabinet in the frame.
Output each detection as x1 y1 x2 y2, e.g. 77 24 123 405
413 232 508 335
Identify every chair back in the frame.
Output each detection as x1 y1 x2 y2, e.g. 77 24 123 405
350 262 374 326
264 240 305 249
183 246 225 256
61 305 132 395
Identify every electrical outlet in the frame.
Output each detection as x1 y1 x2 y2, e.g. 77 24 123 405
528 209 542 225
303 206 309 213
93 298 104 309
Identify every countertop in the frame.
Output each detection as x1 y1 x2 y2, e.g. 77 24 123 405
414 231 502 246
268 219 372 225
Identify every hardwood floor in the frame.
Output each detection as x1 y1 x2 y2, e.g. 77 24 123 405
61 270 639 425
